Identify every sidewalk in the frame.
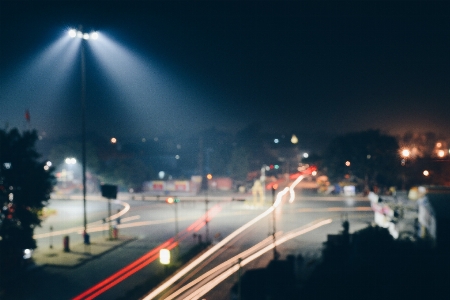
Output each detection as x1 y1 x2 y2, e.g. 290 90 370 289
30 235 136 268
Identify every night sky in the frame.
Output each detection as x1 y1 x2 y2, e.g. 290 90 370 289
1 1 450 143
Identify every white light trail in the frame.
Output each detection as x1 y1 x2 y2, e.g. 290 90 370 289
143 176 308 300
289 175 305 203
143 201 279 299
183 218 333 300
163 234 279 300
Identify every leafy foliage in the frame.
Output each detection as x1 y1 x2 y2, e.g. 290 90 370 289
0 128 55 253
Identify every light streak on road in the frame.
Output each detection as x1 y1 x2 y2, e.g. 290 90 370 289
143 201 281 299
143 178 306 300
34 201 130 239
289 175 305 203
181 218 333 300
163 234 280 300
72 239 177 300
273 187 289 207
72 204 222 300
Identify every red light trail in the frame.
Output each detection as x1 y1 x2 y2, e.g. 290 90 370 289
72 204 222 300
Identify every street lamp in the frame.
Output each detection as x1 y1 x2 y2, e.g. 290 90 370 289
68 26 98 234
400 148 411 190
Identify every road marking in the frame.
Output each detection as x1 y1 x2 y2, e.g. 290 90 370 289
34 201 130 239
120 215 141 223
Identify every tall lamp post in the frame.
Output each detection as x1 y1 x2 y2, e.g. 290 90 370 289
68 27 98 234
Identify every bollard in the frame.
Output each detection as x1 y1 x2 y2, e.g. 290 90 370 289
63 235 70 252
113 227 118 239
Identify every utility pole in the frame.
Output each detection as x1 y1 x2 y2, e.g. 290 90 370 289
205 174 212 244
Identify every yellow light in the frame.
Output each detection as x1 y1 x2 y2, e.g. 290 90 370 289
166 197 174 204
207 174 212 180
436 142 442 148
291 134 298 144
160 249 170 265
423 170 430 176
438 150 445 158
401 149 410 158
111 137 117 144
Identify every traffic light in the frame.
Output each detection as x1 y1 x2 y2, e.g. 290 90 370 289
166 197 180 204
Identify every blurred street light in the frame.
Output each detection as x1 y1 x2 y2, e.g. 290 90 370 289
401 148 410 158
291 134 298 144
65 157 77 165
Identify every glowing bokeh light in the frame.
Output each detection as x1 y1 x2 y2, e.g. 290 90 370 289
68 29 77 38
401 148 410 158
291 134 298 144
65 157 77 164
90 32 99 40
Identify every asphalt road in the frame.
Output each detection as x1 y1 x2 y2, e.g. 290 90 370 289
152 194 373 300
8 191 372 300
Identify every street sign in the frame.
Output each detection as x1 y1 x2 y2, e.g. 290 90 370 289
101 184 118 199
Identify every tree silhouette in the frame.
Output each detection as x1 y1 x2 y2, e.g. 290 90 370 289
0 128 55 269
322 130 400 190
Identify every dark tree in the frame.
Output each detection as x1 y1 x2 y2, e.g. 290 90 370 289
0 129 55 268
322 130 400 190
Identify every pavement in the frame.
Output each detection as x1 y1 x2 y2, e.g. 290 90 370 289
30 235 136 269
